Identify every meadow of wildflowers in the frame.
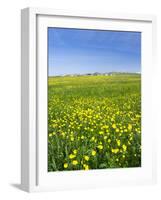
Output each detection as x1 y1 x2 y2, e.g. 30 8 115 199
48 74 141 171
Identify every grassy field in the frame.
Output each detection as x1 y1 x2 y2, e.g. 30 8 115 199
48 74 141 171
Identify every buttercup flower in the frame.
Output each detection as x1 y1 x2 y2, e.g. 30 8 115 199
117 139 121 146
111 148 119 154
128 124 132 131
69 154 76 159
72 160 78 165
112 124 116 129
91 150 96 156
83 164 89 170
97 144 103 150
64 163 68 168
84 155 89 161
73 149 77 154
122 144 127 151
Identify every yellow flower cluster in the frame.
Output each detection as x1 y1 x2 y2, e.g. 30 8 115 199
111 148 119 154
48 74 141 171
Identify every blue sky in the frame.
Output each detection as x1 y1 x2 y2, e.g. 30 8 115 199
48 27 141 76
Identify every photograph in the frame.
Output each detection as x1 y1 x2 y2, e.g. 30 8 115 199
47 27 141 172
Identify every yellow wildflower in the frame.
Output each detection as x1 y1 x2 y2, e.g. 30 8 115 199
64 163 68 168
108 139 111 143
91 150 96 156
61 132 65 137
84 155 89 161
112 124 116 129
49 133 52 137
116 128 119 132
122 144 127 151
128 124 132 131
97 144 103 150
104 136 108 140
83 164 89 170
111 148 119 154
69 154 76 159
72 160 78 165
99 131 104 135
73 149 77 154
81 135 85 139
117 139 121 146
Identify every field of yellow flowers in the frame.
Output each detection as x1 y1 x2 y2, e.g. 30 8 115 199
48 74 141 171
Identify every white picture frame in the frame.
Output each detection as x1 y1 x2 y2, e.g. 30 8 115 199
21 7 157 192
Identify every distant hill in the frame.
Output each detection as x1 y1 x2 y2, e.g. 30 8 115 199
50 72 141 77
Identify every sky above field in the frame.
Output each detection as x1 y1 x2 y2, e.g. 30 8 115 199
48 27 141 76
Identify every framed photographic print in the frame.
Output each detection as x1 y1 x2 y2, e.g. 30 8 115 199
21 8 156 192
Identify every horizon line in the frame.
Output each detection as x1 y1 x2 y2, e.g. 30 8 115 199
48 71 141 77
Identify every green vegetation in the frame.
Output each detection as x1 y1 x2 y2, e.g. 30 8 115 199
48 74 141 171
